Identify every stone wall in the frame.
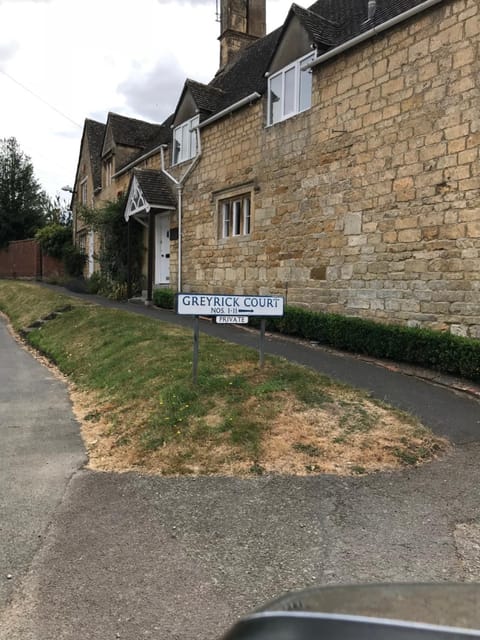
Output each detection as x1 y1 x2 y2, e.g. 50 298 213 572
178 0 480 336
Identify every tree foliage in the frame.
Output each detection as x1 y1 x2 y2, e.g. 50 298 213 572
36 223 72 260
0 137 49 248
44 194 72 226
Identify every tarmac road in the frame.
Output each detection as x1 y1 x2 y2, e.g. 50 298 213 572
0 319 86 611
1 297 480 639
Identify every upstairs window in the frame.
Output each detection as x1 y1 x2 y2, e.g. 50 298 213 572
104 157 114 186
173 115 199 165
80 178 88 205
220 195 251 239
268 52 315 125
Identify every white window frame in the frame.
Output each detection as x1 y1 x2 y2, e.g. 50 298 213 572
267 52 315 126
243 197 251 235
173 115 200 165
104 157 114 186
219 194 251 239
80 178 88 205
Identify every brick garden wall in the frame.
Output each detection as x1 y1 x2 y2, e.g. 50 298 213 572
176 0 480 337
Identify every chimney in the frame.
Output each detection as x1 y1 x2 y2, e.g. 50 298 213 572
219 0 266 69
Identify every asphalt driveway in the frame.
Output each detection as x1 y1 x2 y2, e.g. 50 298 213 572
1 299 480 639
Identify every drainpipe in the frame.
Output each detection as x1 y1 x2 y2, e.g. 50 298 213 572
160 129 202 292
177 185 182 293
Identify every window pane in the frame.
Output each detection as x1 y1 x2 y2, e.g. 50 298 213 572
299 55 314 112
222 202 230 238
173 127 182 164
181 123 189 162
243 198 251 235
269 74 282 124
190 115 199 158
284 67 295 115
233 201 241 235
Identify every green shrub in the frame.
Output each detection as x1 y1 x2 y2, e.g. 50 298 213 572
85 271 107 295
36 224 72 259
153 288 175 309
62 245 86 278
84 272 128 300
265 306 480 383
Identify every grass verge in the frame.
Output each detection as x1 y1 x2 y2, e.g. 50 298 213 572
0 280 448 476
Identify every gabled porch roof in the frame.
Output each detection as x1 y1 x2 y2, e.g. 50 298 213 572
124 169 177 224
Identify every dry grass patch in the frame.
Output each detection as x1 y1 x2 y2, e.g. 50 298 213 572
261 390 444 475
71 376 447 477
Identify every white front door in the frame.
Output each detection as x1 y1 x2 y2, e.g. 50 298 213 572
155 214 170 285
88 231 94 277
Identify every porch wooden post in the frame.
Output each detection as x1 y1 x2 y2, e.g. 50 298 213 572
127 217 132 299
147 210 155 302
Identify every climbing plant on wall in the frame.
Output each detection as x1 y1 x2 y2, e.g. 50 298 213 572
78 195 144 296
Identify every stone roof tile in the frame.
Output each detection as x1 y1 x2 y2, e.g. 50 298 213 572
85 119 105 191
107 113 169 151
133 169 176 209
200 0 437 123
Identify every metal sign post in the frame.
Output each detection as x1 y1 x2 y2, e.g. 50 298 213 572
175 293 284 382
192 315 199 384
259 319 266 367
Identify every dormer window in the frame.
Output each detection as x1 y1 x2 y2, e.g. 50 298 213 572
104 157 114 186
173 115 200 165
80 178 88 205
267 52 315 125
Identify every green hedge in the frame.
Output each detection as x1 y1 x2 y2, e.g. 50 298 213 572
264 306 480 383
153 288 175 309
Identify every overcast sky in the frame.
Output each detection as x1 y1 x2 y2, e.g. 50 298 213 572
0 0 292 202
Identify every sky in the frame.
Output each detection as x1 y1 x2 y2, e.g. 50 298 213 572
0 0 293 203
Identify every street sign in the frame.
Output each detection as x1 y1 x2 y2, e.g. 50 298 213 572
216 316 248 324
176 293 285 381
176 293 284 317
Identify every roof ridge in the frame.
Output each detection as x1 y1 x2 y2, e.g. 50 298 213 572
107 111 163 128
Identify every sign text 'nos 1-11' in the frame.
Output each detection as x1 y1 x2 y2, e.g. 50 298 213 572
175 293 285 383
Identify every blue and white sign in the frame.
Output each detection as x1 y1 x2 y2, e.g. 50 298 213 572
176 293 284 317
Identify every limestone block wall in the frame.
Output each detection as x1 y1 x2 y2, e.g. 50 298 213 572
179 0 480 336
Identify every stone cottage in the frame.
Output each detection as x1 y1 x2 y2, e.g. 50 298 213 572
72 0 480 336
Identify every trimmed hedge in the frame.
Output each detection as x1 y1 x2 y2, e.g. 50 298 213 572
263 306 480 383
153 288 175 309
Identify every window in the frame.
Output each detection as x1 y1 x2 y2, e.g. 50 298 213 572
104 157 114 186
77 231 87 253
173 115 199 165
268 53 315 125
80 179 87 205
220 195 251 239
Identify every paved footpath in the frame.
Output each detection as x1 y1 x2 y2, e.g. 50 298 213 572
1 291 480 639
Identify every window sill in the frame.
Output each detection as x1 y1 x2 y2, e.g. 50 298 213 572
266 106 311 128
218 234 252 244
